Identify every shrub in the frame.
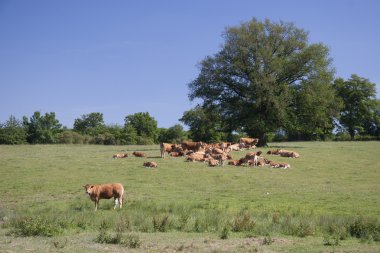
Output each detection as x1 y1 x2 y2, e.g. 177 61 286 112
122 233 141 248
232 212 256 232
153 213 171 232
262 233 274 245
282 216 315 237
10 216 62 237
95 220 112 243
349 217 380 241
219 225 230 240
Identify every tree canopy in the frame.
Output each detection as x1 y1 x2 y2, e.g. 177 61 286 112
73 112 105 135
188 18 339 145
124 112 158 144
333 74 380 139
23 111 62 144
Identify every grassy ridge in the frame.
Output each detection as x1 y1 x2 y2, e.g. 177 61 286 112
0 142 379 252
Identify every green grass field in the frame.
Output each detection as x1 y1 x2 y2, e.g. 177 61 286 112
0 142 379 252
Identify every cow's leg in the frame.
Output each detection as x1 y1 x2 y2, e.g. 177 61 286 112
114 198 119 209
95 199 99 211
119 197 123 208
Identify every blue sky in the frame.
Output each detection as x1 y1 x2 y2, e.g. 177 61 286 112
1 0 379 128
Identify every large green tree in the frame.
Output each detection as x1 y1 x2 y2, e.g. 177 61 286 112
73 112 105 135
124 112 158 143
180 106 226 142
187 18 337 145
23 111 62 144
333 74 379 139
288 81 342 140
158 124 188 144
0 115 27 144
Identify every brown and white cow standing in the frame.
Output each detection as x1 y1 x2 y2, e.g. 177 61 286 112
239 138 259 149
83 183 124 211
160 143 175 158
181 141 205 152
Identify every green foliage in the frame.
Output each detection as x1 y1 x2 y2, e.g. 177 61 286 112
152 213 171 232
158 124 187 143
124 112 158 143
22 111 62 144
187 18 336 146
219 224 230 240
232 211 256 232
262 233 274 245
10 216 63 237
180 106 226 142
95 219 141 248
349 217 380 241
73 112 105 135
289 81 342 141
334 75 379 139
0 115 27 144
57 130 85 144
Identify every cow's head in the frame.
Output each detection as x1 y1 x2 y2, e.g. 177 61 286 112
83 184 95 195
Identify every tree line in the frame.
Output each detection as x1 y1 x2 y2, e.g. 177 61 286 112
1 18 379 145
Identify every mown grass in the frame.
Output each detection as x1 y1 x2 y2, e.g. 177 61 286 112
0 142 379 252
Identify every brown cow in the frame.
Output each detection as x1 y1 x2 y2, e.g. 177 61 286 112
186 152 206 162
113 153 128 159
181 141 205 152
280 151 300 158
228 160 240 166
208 158 219 167
226 143 240 152
169 151 184 157
143 161 158 168
160 143 175 158
239 138 259 149
83 183 124 211
132 151 146 157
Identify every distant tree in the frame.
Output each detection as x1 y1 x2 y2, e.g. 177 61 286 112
73 112 105 135
124 112 158 143
287 81 342 140
23 111 62 144
333 75 379 139
158 124 187 143
0 115 27 144
180 106 226 142
187 18 336 146
121 124 138 145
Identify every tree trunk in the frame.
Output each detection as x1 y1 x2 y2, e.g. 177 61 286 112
257 132 268 147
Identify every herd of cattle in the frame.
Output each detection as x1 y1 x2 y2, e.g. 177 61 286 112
112 137 300 169
86 138 300 210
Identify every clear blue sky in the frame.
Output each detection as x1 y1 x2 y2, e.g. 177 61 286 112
1 0 379 128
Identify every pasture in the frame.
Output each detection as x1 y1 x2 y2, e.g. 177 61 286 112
0 142 379 252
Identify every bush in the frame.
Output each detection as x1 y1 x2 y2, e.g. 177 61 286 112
232 212 256 232
136 136 155 145
349 217 380 241
219 225 230 240
153 213 171 232
123 233 141 248
10 216 63 237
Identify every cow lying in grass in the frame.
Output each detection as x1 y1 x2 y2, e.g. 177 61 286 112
132 151 146 157
113 153 128 159
83 183 124 211
143 161 158 168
